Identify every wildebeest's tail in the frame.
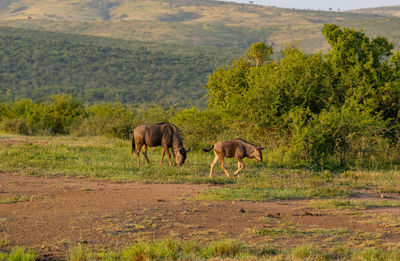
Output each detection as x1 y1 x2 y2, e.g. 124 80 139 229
131 131 135 153
202 145 214 152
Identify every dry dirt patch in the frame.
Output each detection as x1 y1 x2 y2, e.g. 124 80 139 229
1 173 400 259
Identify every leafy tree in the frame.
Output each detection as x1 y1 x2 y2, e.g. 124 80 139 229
205 24 400 166
245 42 272 68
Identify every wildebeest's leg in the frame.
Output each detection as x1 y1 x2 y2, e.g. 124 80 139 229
234 158 245 177
160 148 165 165
219 157 230 178
135 144 142 166
142 145 150 164
209 154 219 178
165 147 173 167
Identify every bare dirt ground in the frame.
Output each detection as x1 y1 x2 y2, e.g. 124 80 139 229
1 172 400 259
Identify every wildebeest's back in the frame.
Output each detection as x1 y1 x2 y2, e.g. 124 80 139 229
134 124 161 147
145 124 164 146
214 140 246 158
134 123 177 147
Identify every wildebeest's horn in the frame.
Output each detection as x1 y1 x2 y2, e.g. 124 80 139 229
186 148 191 152
259 147 265 150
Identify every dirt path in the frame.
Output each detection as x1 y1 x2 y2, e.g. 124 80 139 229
1 172 400 259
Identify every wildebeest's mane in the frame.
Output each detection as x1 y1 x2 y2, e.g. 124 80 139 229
157 122 185 143
234 138 257 147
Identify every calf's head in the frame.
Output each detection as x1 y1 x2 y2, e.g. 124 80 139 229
250 147 264 162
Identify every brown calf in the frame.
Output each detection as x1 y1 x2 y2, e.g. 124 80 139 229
203 138 263 178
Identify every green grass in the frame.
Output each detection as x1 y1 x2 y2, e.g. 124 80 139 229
253 227 350 240
46 241 400 260
2 135 400 202
0 247 37 261
310 199 400 210
0 195 43 204
3 238 400 260
66 239 254 260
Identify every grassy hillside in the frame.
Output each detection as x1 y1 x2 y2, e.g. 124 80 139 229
351 5 400 17
0 0 399 52
1 0 400 106
0 26 237 106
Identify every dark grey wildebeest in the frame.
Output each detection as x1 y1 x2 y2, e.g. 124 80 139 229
203 138 264 178
132 122 189 167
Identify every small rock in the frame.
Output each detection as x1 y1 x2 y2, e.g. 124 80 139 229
239 208 245 213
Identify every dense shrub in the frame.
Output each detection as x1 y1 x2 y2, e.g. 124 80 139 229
205 24 400 167
0 95 85 135
0 97 176 140
171 108 226 149
70 103 137 139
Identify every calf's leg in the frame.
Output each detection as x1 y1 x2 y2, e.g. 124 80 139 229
233 158 245 177
209 154 219 178
219 157 230 178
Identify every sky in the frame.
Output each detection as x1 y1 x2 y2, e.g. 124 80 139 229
218 0 400 11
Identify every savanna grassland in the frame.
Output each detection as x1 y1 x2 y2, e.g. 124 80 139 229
1 23 400 260
2 134 400 260
2 1 400 260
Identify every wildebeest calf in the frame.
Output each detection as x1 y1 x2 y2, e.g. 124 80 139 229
203 138 264 178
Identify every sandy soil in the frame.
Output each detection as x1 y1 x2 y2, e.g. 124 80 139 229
1 172 400 259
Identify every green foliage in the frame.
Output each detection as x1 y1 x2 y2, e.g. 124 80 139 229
205 24 400 167
71 103 137 139
290 102 386 166
170 107 225 149
0 26 236 107
245 42 273 68
2 23 400 168
0 94 85 135
0 97 176 138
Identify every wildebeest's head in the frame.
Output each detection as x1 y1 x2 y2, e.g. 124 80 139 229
250 147 264 162
175 147 190 166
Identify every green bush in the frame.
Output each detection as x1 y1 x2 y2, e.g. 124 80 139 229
290 102 387 167
71 103 137 139
171 107 225 149
204 24 400 167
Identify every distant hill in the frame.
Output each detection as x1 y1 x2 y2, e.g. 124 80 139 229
1 0 400 106
0 0 399 53
0 26 237 106
351 5 400 17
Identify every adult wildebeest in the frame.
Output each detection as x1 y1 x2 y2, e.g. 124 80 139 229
203 138 264 178
132 122 189 167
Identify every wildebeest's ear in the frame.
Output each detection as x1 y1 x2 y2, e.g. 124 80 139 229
259 147 265 150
